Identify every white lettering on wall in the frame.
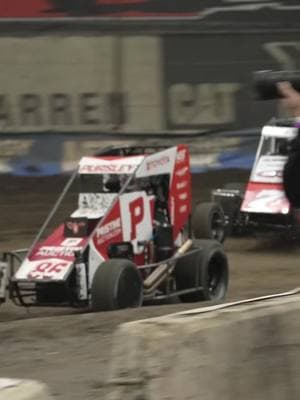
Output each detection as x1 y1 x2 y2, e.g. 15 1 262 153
168 83 241 125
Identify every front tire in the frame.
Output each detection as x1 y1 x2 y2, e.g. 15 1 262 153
91 259 143 311
175 239 229 302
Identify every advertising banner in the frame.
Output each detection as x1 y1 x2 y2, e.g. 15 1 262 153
163 33 300 130
1 34 300 135
0 1 300 20
0 36 163 133
1 1 300 175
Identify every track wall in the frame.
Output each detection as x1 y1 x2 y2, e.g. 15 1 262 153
1 4 300 174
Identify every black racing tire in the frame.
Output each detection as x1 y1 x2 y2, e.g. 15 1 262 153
175 239 229 302
193 202 225 243
91 259 143 312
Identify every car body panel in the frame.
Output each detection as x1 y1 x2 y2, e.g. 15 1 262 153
241 126 293 215
241 182 290 214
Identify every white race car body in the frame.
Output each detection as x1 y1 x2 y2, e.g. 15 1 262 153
241 125 297 216
14 145 192 286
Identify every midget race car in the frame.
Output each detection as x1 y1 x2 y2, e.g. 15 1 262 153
0 145 228 311
207 121 300 239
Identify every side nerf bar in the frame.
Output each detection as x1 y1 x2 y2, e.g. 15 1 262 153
0 249 28 304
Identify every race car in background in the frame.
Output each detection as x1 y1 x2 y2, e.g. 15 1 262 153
208 121 300 239
0 145 228 311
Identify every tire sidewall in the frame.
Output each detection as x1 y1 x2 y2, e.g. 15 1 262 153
91 259 143 311
197 241 229 301
194 202 226 243
112 263 143 309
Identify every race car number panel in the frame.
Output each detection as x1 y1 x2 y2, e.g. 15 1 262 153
15 258 74 281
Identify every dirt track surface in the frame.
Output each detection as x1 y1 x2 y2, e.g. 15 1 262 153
1 171 300 400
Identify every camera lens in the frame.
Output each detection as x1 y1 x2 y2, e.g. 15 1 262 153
254 70 300 100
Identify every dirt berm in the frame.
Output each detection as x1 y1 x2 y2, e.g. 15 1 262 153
106 294 300 400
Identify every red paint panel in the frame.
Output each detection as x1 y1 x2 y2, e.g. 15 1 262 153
0 0 62 17
29 224 89 262
170 144 192 239
241 181 290 214
246 182 284 191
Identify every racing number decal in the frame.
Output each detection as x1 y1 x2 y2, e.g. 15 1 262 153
34 261 67 274
129 197 144 240
28 261 69 280
120 192 153 252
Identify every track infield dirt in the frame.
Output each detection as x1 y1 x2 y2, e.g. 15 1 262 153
1 171 300 400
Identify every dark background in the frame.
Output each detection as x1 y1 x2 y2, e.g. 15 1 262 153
163 32 300 130
1 2 300 173
1 0 300 19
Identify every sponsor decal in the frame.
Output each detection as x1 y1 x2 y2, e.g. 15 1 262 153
179 204 188 213
64 218 87 237
79 156 144 175
179 192 188 200
252 156 287 183
65 221 85 234
61 238 83 247
175 166 188 177
257 170 282 178
176 180 188 190
36 246 81 257
79 163 137 174
77 193 116 212
146 155 170 171
97 217 121 235
96 217 122 244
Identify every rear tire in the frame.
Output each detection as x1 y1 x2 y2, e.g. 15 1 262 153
91 259 143 311
193 202 225 243
175 239 228 302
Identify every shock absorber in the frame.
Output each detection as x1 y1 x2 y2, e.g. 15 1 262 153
74 252 88 301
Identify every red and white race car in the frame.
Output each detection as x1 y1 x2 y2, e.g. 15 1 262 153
210 122 300 238
0 145 228 311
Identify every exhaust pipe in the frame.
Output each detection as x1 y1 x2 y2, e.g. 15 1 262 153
143 239 193 294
